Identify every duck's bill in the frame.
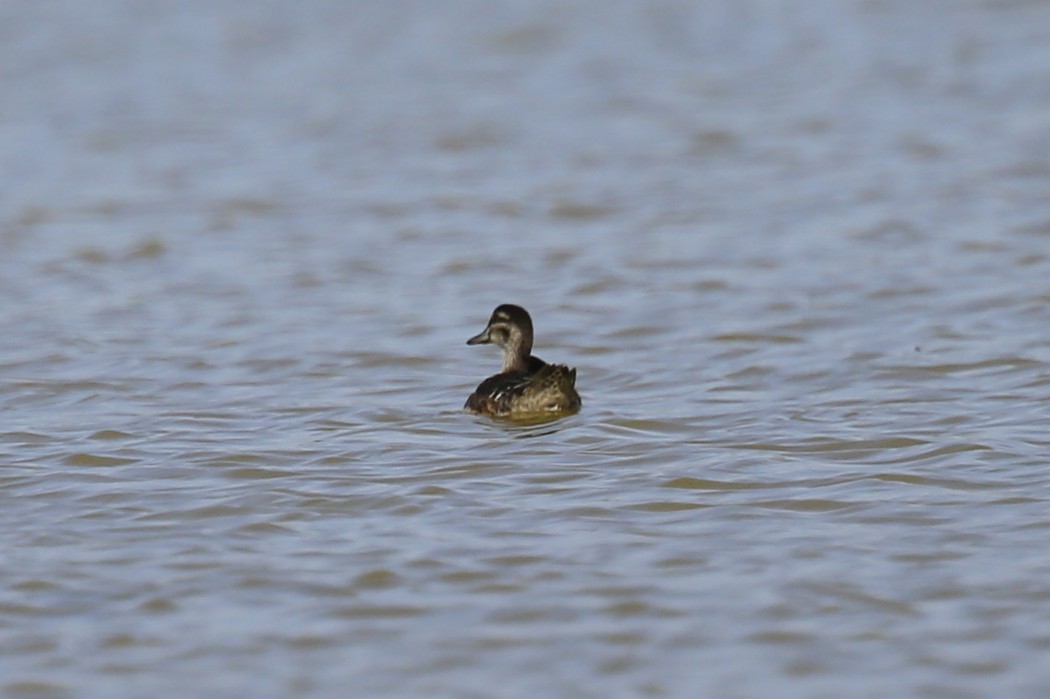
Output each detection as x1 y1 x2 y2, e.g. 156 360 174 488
466 328 492 345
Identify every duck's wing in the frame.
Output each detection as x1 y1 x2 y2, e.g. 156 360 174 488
509 363 581 415
465 362 580 417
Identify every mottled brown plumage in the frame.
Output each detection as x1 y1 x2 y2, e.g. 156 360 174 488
464 304 581 419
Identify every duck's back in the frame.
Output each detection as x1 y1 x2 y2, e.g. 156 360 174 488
465 358 580 418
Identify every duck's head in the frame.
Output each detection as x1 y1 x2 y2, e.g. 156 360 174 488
467 304 534 372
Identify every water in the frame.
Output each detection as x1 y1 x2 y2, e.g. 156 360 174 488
3 1 1050 697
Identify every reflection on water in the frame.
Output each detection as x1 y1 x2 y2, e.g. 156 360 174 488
4 0 1050 697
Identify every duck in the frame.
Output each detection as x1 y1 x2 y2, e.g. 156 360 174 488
464 304 581 419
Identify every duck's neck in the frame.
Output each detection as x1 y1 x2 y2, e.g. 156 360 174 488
500 325 534 373
502 347 531 373
503 342 537 369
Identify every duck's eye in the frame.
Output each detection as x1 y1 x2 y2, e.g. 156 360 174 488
491 327 509 343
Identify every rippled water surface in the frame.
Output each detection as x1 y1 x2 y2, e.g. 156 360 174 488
4 1 1050 697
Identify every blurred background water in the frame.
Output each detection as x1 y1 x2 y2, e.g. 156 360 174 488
3 1 1050 697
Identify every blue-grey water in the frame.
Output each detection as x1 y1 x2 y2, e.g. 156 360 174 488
4 1 1050 697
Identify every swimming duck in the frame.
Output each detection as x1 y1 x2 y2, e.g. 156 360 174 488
464 304 581 418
